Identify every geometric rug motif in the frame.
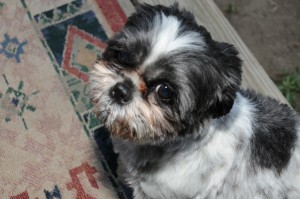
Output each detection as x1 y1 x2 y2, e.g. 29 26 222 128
28 0 132 198
0 75 39 130
0 34 27 63
35 0 108 135
0 0 131 198
1 0 120 197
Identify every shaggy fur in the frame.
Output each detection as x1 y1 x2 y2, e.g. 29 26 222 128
89 3 300 199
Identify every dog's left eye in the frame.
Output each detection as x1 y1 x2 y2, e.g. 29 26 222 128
155 84 173 101
117 51 127 64
106 48 128 65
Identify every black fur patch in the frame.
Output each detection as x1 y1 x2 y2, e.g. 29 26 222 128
241 90 298 172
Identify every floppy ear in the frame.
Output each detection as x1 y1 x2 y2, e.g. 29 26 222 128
210 42 242 118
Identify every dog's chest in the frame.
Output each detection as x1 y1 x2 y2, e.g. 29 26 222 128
140 155 205 198
135 135 238 199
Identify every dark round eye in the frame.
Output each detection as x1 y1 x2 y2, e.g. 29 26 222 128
105 49 128 64
155 84 173 101
117 51 127 64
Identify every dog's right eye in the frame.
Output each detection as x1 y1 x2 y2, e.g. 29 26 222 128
155 84 173 102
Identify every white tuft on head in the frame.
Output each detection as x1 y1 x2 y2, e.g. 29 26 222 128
142 13 206 68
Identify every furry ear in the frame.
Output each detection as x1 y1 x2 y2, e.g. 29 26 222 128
210 42 242 118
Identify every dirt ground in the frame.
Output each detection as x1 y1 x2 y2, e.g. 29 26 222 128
214 0 300 80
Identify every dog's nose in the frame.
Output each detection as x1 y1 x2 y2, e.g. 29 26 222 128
110 82 132 104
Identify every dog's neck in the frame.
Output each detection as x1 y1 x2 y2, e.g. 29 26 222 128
113 92 253 179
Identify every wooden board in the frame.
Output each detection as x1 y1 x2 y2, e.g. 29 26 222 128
133 0 288 103
117 0 136 16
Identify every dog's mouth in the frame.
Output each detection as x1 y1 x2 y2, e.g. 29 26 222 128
93 104 137 140
98 108 160 142
109 119 138 140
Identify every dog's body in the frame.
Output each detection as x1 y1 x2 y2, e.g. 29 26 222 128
89 4 300 199
113 91 300 199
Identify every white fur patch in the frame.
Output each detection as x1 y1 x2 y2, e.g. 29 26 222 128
139 93 256 198
137 94 300 199
142 13 206 68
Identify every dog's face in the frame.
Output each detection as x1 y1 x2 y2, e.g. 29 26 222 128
89 4 242 142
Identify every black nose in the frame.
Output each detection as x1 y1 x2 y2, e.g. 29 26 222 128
110 82 133 104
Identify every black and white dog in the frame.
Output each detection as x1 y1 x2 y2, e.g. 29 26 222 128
89 4 300 199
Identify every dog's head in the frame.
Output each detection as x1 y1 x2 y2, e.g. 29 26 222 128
89 4 242 142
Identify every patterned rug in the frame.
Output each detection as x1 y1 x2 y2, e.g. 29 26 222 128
0 0 133 198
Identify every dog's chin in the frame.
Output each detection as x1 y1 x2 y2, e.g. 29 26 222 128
108 127 154 144
107 120 137 141
102 117 169 144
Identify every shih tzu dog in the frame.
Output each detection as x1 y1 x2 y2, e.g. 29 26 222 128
89 3 300 199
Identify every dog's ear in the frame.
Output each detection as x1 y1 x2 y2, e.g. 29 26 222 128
210 42 242 118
